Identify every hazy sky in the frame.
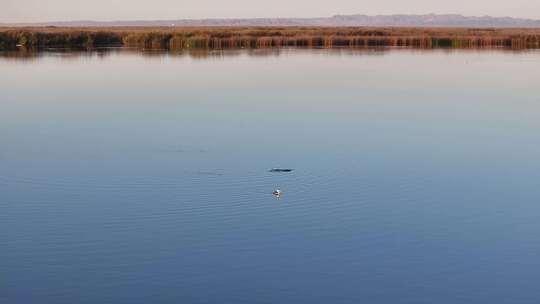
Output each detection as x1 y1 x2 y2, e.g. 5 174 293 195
2 0 540 22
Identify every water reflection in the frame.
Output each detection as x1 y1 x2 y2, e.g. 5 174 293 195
2 47 540 304
0 47 380 61
2 46 538 63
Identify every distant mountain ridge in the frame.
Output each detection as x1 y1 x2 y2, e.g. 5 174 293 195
3 14 540 28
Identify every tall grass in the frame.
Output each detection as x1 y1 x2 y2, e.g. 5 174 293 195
1 27 539 50
0 30 123 48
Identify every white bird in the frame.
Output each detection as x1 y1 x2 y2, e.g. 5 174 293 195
273 189 282 197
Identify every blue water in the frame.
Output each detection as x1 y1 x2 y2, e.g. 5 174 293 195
1 48 540 303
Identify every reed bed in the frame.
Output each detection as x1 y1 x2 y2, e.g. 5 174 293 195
1 27 539 50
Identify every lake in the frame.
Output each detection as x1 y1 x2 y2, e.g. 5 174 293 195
2 48 540 303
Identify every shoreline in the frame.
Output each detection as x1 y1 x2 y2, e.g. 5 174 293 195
1 26 540 50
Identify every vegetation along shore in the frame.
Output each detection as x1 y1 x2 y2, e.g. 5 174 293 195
1 27 540 50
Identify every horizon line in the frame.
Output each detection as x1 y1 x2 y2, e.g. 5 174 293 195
2 13 540 25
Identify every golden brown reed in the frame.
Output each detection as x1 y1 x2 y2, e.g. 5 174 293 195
1 26 540 50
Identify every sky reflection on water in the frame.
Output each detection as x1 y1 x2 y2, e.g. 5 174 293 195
1 48 540 304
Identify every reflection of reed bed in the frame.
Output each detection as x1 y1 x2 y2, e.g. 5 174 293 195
1 27 540 50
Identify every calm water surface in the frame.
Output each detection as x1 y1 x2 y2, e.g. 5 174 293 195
1 48 540 303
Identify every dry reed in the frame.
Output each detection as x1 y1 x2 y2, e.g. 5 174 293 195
1 27 539 50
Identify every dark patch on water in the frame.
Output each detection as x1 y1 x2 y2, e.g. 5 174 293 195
269 168 294 173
